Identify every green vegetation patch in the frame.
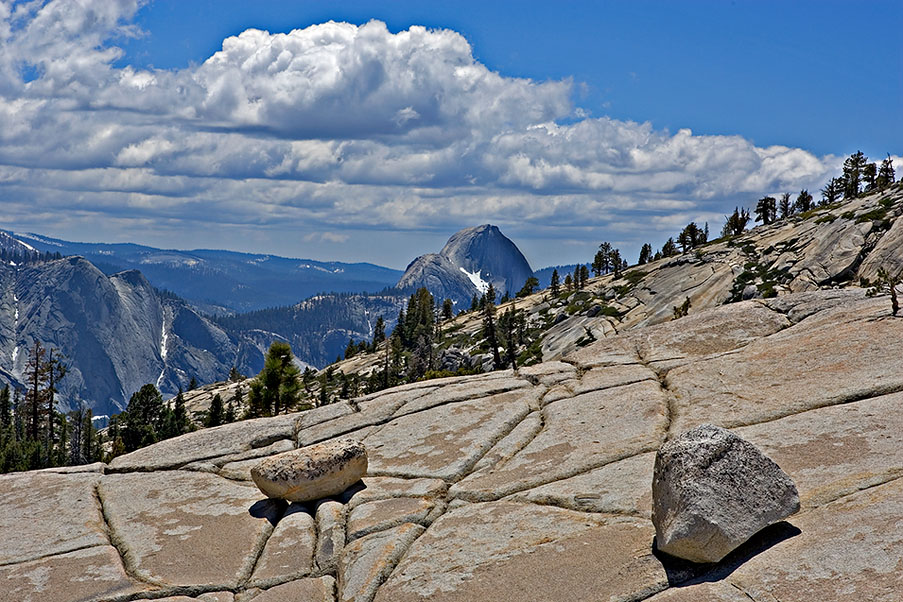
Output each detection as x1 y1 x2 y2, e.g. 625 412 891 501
855 207 888 223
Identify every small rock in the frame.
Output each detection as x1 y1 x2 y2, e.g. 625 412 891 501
652 424 799 563
251 439 368 503
438 347 472 372
741 284 759 300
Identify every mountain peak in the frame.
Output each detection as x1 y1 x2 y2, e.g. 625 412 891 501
397 224 533 305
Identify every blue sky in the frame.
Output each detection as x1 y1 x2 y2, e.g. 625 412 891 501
119 0 902 159
0 0 900 268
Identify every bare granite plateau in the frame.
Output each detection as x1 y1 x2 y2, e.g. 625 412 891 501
4 284 903 602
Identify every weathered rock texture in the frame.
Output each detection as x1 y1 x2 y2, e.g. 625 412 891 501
251 439 368 503
652 424 800 563
396 223 534 306
6 283 903 601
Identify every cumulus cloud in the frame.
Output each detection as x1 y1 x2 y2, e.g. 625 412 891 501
0 1 840 265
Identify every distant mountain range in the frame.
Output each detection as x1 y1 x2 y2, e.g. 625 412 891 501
0 224 538 416
9 231 403 314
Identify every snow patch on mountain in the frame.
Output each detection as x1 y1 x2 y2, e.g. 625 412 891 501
459 267 489 294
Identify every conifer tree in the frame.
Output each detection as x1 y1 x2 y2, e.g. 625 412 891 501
578 264 589 286
677 223 705 252
722 207 751 237
862 162 877 192
777 193 792 219
225 390 238 423
442 299 454 320
842 151 868 198
24 340 46 443
482 292 503 370
344 338 357 360
517 277 539 298
247 341 302 416
0 385 10 432
371 316 386 349
638 243 653 265
755 197 777 224
662 238 678 257
549 269 560 295
877 155 896 189
206 394 224 427
794 189 814 214
121 384 166 452
44 348 66 461
820 177 842 205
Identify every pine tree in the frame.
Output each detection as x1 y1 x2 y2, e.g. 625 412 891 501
550 269 560 295
188 377 198 390
877 155 896 189
229 366 243 382
878 268 901 316
248 341 302 416
206 394 224 427
779 194 793 220
372 316 386 349
121 384 166 452
225 389 238 423
485 283 497 306
722 207 751 237
610 251 622 278
638 243 653 265
755 197 777 224
820 177 842 205
677 223 705 252
0 385 10 433
842 151 868 198
660 238 679 257
442 299 453 320
44 348 66 462
862 162 877 192
794 189 814 214
344 338 357 360
24 340 46 443
482 292 503 370
517 277 539 298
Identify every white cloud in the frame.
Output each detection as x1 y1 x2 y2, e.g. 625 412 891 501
0 2 843 266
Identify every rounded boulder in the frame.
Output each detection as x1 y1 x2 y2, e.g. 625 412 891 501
251 438 367 503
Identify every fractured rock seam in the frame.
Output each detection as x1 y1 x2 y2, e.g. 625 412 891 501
94 484 159 589
236 504 286 588
300 382 526 449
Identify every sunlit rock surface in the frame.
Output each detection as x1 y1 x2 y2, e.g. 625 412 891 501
7 285 903 601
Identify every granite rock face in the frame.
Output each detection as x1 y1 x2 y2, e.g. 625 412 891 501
396 224 534 306
7 286 903 601
652 424 800 563
251 439 368 503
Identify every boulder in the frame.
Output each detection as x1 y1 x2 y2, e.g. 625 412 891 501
652 424 799 563
251 439 367 503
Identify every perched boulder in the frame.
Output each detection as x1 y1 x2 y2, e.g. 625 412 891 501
251 439 368 503
652 424 799 563
437 347 472 372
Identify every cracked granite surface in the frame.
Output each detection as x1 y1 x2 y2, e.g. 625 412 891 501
3 291 903 601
